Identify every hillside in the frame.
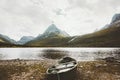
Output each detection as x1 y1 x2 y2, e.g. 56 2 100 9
0 34 23 47
0 35 14 47
66 14 120 47
67 23 120 47
25 36 72 47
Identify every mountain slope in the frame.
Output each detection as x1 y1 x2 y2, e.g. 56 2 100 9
26 37 72 47
0 34 16 44
17 36 34 44
66 14 120 47
0 34 16 47
67 20 120 47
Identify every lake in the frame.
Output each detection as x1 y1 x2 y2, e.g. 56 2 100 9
0 48 119 61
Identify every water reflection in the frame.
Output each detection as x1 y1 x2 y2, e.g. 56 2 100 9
0 48 119 61
39 49 69 59
0 54 4 59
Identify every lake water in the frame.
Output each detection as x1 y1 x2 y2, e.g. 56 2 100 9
0 48 119 61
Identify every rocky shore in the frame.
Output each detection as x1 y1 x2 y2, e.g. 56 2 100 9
0 59 120 80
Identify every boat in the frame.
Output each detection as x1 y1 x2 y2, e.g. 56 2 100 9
46 57 78 80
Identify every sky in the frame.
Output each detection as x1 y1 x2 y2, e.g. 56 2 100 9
0 0 120 41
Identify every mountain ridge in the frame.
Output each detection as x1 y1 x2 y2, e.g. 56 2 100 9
25 14 120 47
0 13 120 47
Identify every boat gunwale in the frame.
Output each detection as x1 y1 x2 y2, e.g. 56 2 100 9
46 59 77 74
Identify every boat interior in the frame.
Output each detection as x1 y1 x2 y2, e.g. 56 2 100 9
48 61 77 74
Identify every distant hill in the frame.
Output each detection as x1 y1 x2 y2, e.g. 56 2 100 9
17 36 34 45
0 34 16 47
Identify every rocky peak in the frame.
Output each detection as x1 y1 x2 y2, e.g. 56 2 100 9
44 24 60 34
111 13 120 23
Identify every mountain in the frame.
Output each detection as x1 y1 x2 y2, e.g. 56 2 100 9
17 36 34 44
0 34 16 47
0 13 119 47
25 14 120 47
37 24 69 39
25 24 70 46
111 13 120 23
0 34 16 44
67 24 120 47
66 14 120 47
101 14 120 30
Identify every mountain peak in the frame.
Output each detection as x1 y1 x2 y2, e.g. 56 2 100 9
49 24 57 29
111 13 120 23
44 24 60 34
36 24 69 39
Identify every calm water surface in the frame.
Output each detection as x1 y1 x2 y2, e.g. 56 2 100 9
0 48 119 61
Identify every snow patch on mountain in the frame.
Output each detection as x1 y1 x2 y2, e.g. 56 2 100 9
68 36 78 43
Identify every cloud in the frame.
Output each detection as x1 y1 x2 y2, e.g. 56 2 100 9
67 0 120 14
0 0 52 40
0 0 120 40
53 8 66 16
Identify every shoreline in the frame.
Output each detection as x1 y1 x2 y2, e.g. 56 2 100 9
0 59 120 80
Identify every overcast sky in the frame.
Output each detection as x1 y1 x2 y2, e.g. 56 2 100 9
0 0 120 41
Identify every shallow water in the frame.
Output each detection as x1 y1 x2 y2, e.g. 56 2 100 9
0 48 119 61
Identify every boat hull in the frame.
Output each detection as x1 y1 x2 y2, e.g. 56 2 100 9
46 66 77 80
